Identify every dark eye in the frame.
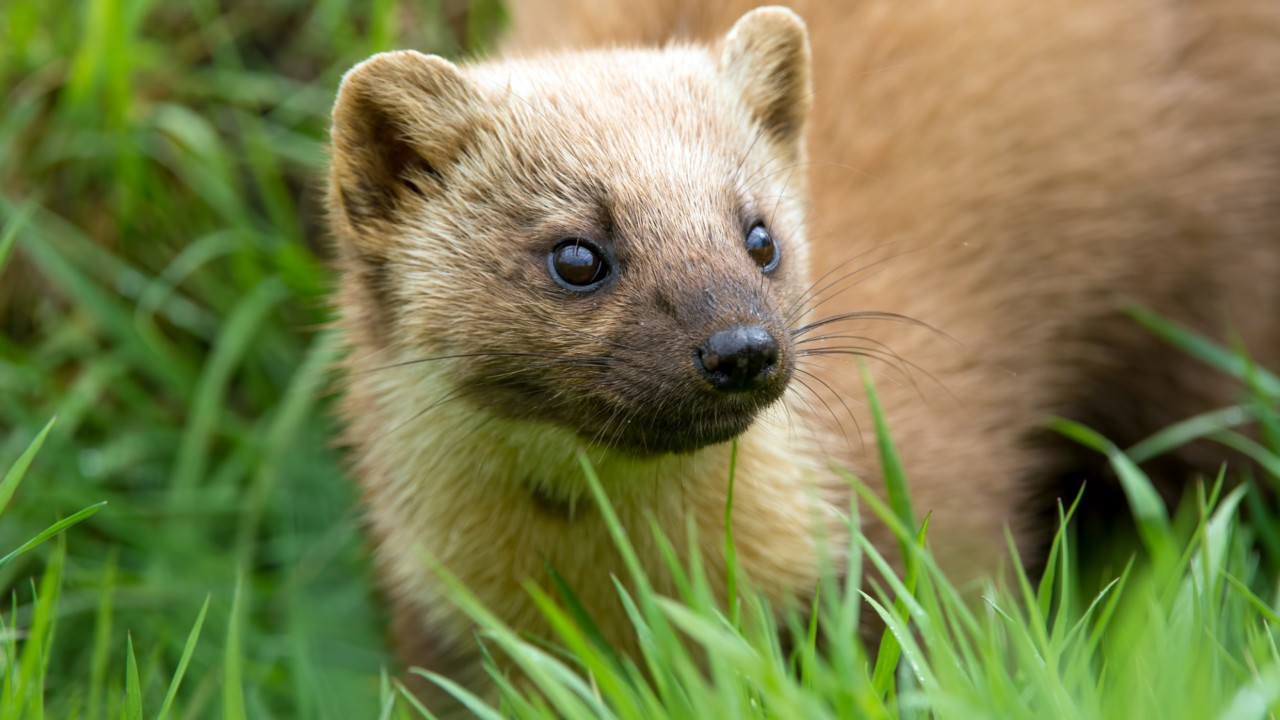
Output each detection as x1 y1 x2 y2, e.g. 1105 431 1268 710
745 223 780 272
548 238 609 290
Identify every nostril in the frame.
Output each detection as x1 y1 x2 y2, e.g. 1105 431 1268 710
760 340 779 366
697 324 780 392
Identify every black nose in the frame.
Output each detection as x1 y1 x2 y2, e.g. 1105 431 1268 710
697 324 780 392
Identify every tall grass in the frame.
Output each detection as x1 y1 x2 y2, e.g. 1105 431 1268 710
1 1 502 716
414 329 1280 719
3 1 1280 718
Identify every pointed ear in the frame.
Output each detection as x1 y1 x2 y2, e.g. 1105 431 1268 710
329 50 485 234
719 7 812 147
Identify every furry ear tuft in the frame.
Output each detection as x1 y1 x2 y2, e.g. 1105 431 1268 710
329 50 484 236
720 7 813 147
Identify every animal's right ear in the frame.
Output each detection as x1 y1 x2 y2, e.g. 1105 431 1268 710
719 7 812 148
329 50 484 234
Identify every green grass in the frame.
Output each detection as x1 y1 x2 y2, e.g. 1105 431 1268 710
1 1 503 716
3 1 1280 717
422 331 1280 719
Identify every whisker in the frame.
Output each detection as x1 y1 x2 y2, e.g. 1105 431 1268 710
798 347 957 406
361 351 611 374
785 245 931 328
447 411 505 449
790 374 852 452
730 123 769 186
794 369 864 454
797 341 920 380
791 311 950 341
772 385 799 444
386 384 510 440
770 165 797 228
781 240 915 324
797 347 920 397
587 398 627 451
794 331 905 356
737 145 797 193
562 327 641 353
383 360 609 438
744 160 809 194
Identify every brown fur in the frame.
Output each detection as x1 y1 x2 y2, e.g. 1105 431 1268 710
328 0 1280 709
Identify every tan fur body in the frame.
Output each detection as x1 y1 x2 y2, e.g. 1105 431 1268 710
328 0 1280 706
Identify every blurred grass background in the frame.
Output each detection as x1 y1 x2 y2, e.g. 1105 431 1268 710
1 1 505 716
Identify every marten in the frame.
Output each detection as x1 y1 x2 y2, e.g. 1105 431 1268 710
326 0 1280 706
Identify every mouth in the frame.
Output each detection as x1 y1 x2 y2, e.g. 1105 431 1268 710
464 343 792 456
577 392 776 456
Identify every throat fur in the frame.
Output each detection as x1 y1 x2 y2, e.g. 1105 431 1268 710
351 364 836 688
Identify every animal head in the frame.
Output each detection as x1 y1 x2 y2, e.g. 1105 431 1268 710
329 7 814 455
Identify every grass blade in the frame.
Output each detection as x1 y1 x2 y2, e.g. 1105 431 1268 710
1127 406 1252 464
0 200 35 272
1051 418 1173 563
410 670 505 720
0 416 56 516
87 549 119 720
0 502 107 569
123 633 142 720
156 594 210 720
169 276 290 515
223 576 246 720
395 680 440 719
1125 304 1280 397
859 362 917 547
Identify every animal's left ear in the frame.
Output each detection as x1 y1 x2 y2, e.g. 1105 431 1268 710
719 7 812 147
